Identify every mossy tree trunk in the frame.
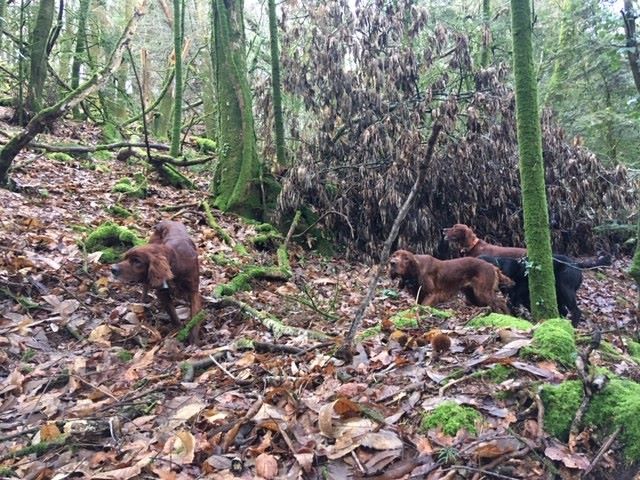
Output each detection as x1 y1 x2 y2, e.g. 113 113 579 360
211 0 262 217
24 0 55 120
629 219 640 316
170 0 184 157
543 0 576 106
70 0 91 118
268 0 286 168
622 0 640 94
510 0 559 320
480 0 491 68
0 0 7 52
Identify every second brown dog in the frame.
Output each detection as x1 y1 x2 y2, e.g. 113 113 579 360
389 249 513 312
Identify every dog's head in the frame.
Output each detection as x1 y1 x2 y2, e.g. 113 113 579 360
442 224 474 245
111 244 174 288
389 250 420 280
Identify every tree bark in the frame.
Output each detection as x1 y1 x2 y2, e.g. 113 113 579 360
268 0 286 167
25 0 55 117
70 0 91 118
211 0 262 217
0 0 150 186
169 0 184 157
622 0 640 95
480 0 491 68
510 0 559 320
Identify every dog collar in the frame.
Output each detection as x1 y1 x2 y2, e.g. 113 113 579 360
461 238 480 256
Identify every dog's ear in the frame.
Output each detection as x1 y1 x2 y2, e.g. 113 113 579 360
147 252 174 288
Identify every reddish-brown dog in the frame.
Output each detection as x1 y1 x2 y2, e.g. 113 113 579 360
443 223 526 258
111 220 203 343
389 249 513 312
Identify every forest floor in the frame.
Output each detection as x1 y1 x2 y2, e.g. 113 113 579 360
1 117 640 480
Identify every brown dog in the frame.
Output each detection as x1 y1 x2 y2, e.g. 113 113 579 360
389 249 513 312
443 223 527 258
111 221 203 343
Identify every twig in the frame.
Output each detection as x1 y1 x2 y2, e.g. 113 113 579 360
469 446 531 480
438 372 474 396
457 465 520 480
583 425 621 476
337 122 442 361
221 396 263 451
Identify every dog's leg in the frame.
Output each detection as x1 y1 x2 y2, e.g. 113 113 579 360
157 289 180 324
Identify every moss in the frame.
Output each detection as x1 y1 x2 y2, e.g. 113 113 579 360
112 174 148 198
106 204 133 218
116 350 133 362
387 305 451 331
421 401 482 436
210 252 239 267
160 163 196 189
277 244 291 275
477 364 513 383
586 376 640 461
522 319 576 367
358 325 382 341
251 223 284 250
235 338 254 349
540 380 583 440
0 467 15 477
628 340 640 362
467 313 533 331
214 265 289 296
102 122 121 142
93 150 112 162
234 243 249 256
194 136 217 153
82 221 144 263
47 152 74 162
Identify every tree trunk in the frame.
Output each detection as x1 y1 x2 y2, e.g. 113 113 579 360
622 0 640 94
543 0 575 106
0 0 7 53
510 0 559 320
25 0 55 118
0 0 150 186
480 0 491 68
211 0 262 218
169 0 184 157
267 0 286 168
70 0 91 118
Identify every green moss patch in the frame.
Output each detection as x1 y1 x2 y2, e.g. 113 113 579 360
112 174 148 198
193 136 217 153
159 163 196 189
214 265 290 297
82 221 144 263
467 313 533 331
358 325 382 341
628 340 640 362
388 305 452 330
105 204 133 218
251 223 284 250
540 380 583 440
421 401 482 436
47 152 74 162
477 364 513 383
522 319 576 367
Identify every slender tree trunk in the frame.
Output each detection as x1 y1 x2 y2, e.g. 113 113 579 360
169 0 184 157
544 0 575 106
211 0 262 217
0 0 150 186
25 0 55 117
0 0 7 53
480 0 491 68
267 0 286 167
70 0 91 118
510 0 559 320
622 0 640 94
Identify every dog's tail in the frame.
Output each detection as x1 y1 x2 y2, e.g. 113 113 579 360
574 253 612 269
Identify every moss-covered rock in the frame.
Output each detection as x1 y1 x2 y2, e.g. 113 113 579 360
467 313 533 331
82 222 144 263
421 401 482 436
540 380 583 440
112 174 148 198
586 376 640 462
522 318 576 367
542 373 640 462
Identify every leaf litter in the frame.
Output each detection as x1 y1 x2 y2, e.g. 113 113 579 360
1 130 639 479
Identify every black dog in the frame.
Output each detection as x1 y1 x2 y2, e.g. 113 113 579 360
478 254 610 325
